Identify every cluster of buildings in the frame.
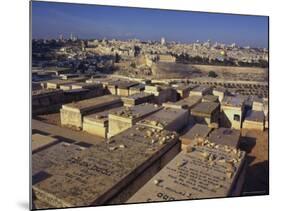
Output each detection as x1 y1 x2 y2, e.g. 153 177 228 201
31 69 268 209
32 37 268 77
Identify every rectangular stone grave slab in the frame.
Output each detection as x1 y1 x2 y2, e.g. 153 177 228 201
163 95 202 111
208 128 241 148
60 95 122 129
191 102 220 125
242 110 265 131
71 82 102 90
32 134 60 153
180 124 213 149
46 80 75 89
32 125 180 208
83 107 122 138
189 85 212 97
127 140 246 203
108 103 162 137
137 107 188 132
121 92 154 107
32 141 91 177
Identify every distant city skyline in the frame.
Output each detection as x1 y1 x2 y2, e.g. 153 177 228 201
32 1 269 48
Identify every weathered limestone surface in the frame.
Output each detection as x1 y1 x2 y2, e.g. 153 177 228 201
202 95 219 103
208 128 241 148
137 107 189 132
46 80 75 89
191 102 220 125
83 107 122 138
145 85 178 104
108 104 162 137
32 125 180 208
129 83 145 95
163 95 202 110
174 84 198 99
265 114 268 129
71 82 103 90
212 88 226 102
127 141 246 203
60 95 122 129
32 142 88 176
62 88 105 104
32 89 64 115
220 96 245 130
252 97 264 112
180 124 212 148
242 110 264 131
121 92 154 107
189 85 212 97
32 134 60 153
116 81 139 97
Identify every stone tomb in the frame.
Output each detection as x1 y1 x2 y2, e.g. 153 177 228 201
46 79 75 89
191 102 220 127
107 80 121 95
180 124 213 149
127 141 246 203
173 84 198 99
60 95 122 130
208 128 241 148
162 95 202 111
265 114 268 129
59 83 76 91
145 85 178 104
32 133 60 153
202 95 219 103
137 107 189 133
121 92 154 107
32 141 89 177
212 88 226 103
252 97 264 112
32 89 64 115
71 82 103 91
83 107 122 138
32 125 180 208
220 96 245 130
189 85 212 97
60 73 79 80
242 110 265 131
108 104 162 138
129 83 145 95
116 81 139 97
62 88 102 103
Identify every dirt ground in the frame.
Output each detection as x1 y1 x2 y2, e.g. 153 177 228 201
240 129 269 196
150 63 268 82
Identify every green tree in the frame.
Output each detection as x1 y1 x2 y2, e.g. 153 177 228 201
208 71 218 78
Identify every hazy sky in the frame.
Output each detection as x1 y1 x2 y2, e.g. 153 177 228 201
32 1 269 48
